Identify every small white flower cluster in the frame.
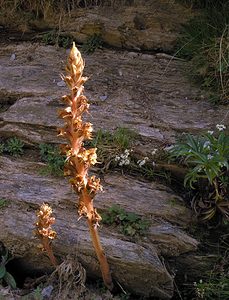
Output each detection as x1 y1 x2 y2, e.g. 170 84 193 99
203 141 211 149
216 124 226 131
114 149 131 166
151 148 158 156
194 280 205 299
137 157 149 167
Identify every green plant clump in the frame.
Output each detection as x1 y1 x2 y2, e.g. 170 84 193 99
87 127 137 170
101 205 150 236
82 34 103 54
42 31 73 48
0 249 16 289
176 1 229 103
4 137 24 156
92 127 136 150
39 143 65 176
0 199 9 208
169 125 229 222
194 275 229 300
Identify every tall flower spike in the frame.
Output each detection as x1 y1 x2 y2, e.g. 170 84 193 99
35 203 57 267
58 43 113 290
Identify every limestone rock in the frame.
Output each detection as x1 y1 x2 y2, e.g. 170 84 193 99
0 43 227 149
0 156 198 298
44 1 193 52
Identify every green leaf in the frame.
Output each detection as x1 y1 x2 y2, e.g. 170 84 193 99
101 214 111 224
4 271 17 289
186 134 199 152
1 249 9 264
0 199 8 208
0 265 6 279
124 225 136 236
118 213 127 221
126 212 139 223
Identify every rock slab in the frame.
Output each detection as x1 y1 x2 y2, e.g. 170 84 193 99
0 156 198 298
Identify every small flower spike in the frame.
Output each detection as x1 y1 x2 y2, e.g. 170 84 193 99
35 203 57 267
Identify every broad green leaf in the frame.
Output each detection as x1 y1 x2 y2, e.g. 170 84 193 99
4 271 17 289
118 213 127 221
0 265 6 279
186 134 198 150
126 212 139 222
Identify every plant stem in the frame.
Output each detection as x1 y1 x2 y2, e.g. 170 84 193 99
42 237 57 267
87 219 113 290
213 179 222 202
79 190 113 289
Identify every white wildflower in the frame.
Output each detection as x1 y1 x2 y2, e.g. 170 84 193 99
137 157 149 167
139 160 146 167
203 141 211 148
152 161 156 167
207 130 214 135
119 158 130 166
116 149 131 166
216 124 226 131
123 159 130 165
207 154 213 160
151 148 158 155
115 155 120 161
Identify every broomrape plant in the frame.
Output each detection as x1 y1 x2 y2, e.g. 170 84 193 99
169 125 229 221
57 43 113 289
34 203 57 267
